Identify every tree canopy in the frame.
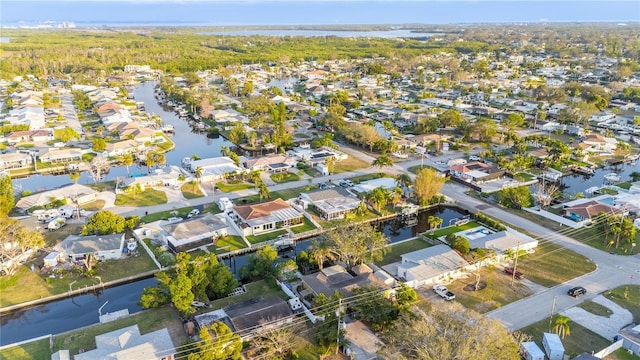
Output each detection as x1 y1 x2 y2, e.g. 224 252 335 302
415 168 447 205
321 221 389 270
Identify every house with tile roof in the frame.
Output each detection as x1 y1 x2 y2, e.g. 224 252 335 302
231 198 303 236
243 154 296 172
563 199 626 223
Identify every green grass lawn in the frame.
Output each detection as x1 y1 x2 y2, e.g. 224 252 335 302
319 208 379 228
215 181 255 193
375 238 433 266
425 221 480 239
213 235 247 253
520 317 610 358
181 183 204 199
608 347 640 360
208 280 287 310
513 172 535 182
270 172 301 184
141 206 195 223
571 225 640 255
408 165 437 174
246 229 288 244
114 188 167 206
235 186 307 205
448 266 533 313
615 182 632 190
52 305 185 357
333 156 370 173
346 173 388 184
79 199 105 211
517 240 597 287
578 301 613 318
87 180 116 192
290 216 318 234
0 337 50 360
604 285 640 323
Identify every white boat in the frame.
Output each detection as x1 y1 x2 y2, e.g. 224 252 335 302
604 173 620 183
584 186 599 195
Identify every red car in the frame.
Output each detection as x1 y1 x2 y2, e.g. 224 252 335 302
504 267 525 280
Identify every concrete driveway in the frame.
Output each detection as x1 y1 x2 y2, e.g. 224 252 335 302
561 295 633 341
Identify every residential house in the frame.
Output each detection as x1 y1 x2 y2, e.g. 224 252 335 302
96 102 123 118
580 134 617 154
119 126 156 143
616 323 640 356
243 154 296 173
15 183 98 210
563 198 626 223
287 146 347 166
232 198 303 236
448 161 502 183
351 177 398 194
384 244 470 288
0 152 32 170
161 213 230 253
298 187 362 220
120 166 183 190
301 264 391 298
56 233 125 262
71 325 175 360
7 106 45 129
103 139 141 157
38 148 83 163
185 156 243 182
464 228 539 258
6 130 52 144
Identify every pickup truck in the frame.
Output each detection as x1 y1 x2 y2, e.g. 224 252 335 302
433 285 455 301
504 267 525 280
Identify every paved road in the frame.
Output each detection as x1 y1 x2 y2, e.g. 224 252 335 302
106 146 639 331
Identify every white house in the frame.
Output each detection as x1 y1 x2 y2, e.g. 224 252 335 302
351 177 398 194
385 244 470 288
186 156 243 182
298 187 362 220
72 325 175 360
56 233 125 262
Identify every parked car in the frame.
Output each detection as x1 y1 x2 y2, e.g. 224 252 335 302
469 155 481 161
433 285 455 301
504 267 525 280
187 209 200 218
568 286 587 298
167 217 183 223
339 180 354 188
319 182 335 190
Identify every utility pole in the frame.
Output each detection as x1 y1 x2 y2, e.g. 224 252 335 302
511 242 520 287
335 298 342 355
548 296 557 332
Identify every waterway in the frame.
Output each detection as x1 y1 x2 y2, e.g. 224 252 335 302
0 206 466 345
197 29 434 38
0 277 157 346
558 161 640 195
11 81 234 193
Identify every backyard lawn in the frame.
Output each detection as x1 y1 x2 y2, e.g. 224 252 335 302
246 229 288 244
375 238 433 266
215 181 255 193
79 199 105 211
424 221 480 239
87 180 116 192
290 216 318 234
208 280 288 309
520 317 610 358
114 188 167 206
234 186 307 205
212 235 247 253
0 337 50 360
604 285 640 322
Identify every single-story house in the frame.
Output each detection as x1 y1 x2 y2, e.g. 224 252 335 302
72 325 175 360
243 154 297 172
580 134 617 154
120 166 182 190
464 228 539 257
563 199 626 223
56 233 125 262
449 161 497 183
287 146 348 166
119 127 156 143
298 187 362 220
232 198 303 236
6 129 52 143
38 148 83 164
617 323 640 356
103 139 142 157
301 264 391 298
225 296 293 334
186 156 244 182
161 213 230 253
0 152 33 170
351 177 398 194
384 244 470 288
15 183 98 210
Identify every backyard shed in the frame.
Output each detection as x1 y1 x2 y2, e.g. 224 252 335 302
542 332 565 360
520 341 545 360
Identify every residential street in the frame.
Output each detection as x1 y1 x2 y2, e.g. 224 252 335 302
109 147 639 332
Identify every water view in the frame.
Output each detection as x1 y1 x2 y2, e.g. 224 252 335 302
198 29 434 38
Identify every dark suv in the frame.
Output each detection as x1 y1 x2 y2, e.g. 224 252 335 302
568 286 587 298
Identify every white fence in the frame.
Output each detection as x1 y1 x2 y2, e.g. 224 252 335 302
521 207 585 229
276 280 318 324
594 339 623 359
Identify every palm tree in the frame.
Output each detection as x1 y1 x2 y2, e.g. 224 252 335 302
553 315 571 339
194 166 203 183
145 152 156 173
395 173 412 189
311 238 335 270
427 215 443 233
258 181 271 201
372 154 393 169
122 153 134 177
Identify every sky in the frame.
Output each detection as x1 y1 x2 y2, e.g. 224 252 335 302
1 0 639 26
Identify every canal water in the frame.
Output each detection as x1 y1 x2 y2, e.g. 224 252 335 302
0 206 465 345
11 81 234 193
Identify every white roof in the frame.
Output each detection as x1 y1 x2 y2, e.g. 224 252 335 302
74 325 175 360
521 342 545 357
467 230 538 253
543 332 565 351
352 177 397 193
398 244 469 282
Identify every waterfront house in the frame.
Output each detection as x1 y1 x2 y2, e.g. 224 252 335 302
301 264 391 298
232 198 303 236
298 187 362 220
71 324 175 360
56 233 125 262
38 147 83 163
383 244 470 288
563 199 626 223
351 177 398 195
448 161 499 183
186 156 244 182
15 183 98 210
464 228 539 258
6 129 52 144
0 152 33 170
580 134 617 154
161 213 230 253
103 139 142 157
